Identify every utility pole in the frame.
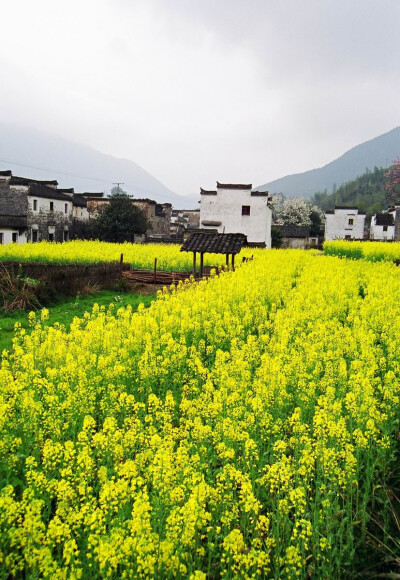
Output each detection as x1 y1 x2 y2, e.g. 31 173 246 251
113 182 125 194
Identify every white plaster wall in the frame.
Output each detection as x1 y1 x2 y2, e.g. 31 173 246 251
200 188 272 247
370 223 395 241
28 196 72 216
325 209 365 241
73 206 89 220
370 213 396 240
0 229 27 244
282 237 307 249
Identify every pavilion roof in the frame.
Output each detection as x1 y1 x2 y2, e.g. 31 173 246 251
180 232 247 255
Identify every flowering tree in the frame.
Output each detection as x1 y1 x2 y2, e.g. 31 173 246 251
270 194 323 228
384 158 400 205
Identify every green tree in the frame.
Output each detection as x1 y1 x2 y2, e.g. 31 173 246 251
110 185 127 195
309 209 323 237
94 192 148 243
271 227 283 248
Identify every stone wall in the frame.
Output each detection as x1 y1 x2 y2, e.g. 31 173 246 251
2 261 130 298
153 204 172 235
27 207 73 242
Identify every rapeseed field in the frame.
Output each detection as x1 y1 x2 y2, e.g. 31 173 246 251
1 248 399 578
0 240 258 271
324 239 400 262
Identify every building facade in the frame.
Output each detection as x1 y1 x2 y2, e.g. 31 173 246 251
273 225 310 249
200 182 272 247
0 171 74 243
131 199 172 237
325 207 366 241
370 211 396 241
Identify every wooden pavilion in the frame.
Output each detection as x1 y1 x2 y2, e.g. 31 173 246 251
180 232 247 277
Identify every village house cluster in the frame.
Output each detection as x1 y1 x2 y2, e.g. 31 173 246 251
0 171 173 244
325 206 400 242
0 169 398 247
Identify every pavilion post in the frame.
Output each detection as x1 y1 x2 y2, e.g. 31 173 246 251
226 253 229 268
232 254 235 271
193 252 197 277
200 252 204 278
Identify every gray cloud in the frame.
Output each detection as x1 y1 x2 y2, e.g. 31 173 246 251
0 0 399 195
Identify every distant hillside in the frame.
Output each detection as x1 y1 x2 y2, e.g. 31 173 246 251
256 126 400 198
0 123 198 208
310 166 388 219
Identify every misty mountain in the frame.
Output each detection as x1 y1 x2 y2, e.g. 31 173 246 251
256 126 400 198
0 123 198 208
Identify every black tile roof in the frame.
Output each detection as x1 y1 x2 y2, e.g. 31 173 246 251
273 225 310 238
325 207 366 215
185 228 218 235
10 176 58 187
0 170 12 177
217 182 252 190
200 188 217 195
28 183 73 201
0 215 27 228
79 192 105 198
133 198 157 205
72 194 87 208
333 206 357 210
375 213 394 226
181 232 247 255
251 191 269 196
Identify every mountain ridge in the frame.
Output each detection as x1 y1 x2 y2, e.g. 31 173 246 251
256 126 400 198
0 123 199 208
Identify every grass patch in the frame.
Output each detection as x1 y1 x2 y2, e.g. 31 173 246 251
0 290 156 354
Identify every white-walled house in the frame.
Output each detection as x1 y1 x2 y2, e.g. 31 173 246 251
200 182 272 247
0 171 74 243
325 207 366 241
370 211 396 241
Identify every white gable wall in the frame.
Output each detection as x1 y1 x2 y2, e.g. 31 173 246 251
370 211 396 240
28 196 72 215
0 229 26 244
200 187 272 247
73 206 89 220
325 208 365 241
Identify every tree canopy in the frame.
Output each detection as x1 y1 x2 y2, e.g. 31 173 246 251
270 194 324 233
310 166 388 219
94 192 148 243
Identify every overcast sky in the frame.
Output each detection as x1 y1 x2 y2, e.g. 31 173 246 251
1 0 399 196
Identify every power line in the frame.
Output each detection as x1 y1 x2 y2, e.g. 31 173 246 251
0 157 111 186
0 156 176 200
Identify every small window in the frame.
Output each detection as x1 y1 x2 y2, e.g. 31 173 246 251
345 234 351 240
383 225 388 232
242 205 251 216
32 231 38 243
48 233 54 242
348 218 354 226
50 201 54 211
65 203 68 214
12 233 18 243
0 233 3 245
33 199 38 211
